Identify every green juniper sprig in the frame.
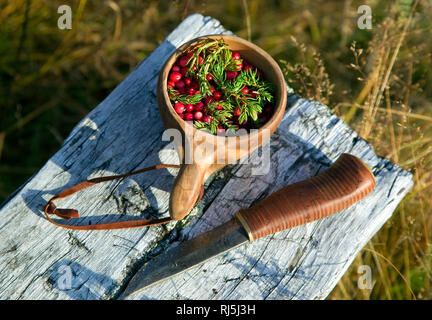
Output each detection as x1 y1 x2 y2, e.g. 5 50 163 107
223 68 275 124
168 39 275 135
168 87 202 105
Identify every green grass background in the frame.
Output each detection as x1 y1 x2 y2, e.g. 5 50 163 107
1 0 431 299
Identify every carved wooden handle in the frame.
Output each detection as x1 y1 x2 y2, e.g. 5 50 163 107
235 154 376 241
169 163 206 221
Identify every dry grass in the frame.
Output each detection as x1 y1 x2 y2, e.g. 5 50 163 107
282 0 432 299
0 0 431 299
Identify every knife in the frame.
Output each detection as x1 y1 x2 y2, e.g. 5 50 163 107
118 153 375 299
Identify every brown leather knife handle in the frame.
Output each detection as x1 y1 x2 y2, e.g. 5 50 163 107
235 153 376 241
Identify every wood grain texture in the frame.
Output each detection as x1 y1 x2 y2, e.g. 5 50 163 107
0 14 413 300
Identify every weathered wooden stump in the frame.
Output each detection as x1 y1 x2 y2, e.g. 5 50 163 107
0 14 413 300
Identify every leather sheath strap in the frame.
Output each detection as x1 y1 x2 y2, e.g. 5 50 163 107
44 164 204 230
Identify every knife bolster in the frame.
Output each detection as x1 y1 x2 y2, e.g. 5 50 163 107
235 210 255 242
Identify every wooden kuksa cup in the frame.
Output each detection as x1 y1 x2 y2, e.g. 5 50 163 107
157 35 287 221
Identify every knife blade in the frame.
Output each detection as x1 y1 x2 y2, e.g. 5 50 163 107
118 218 248 299
118 153 375 299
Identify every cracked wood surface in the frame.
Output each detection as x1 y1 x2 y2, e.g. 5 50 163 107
0 14 413 300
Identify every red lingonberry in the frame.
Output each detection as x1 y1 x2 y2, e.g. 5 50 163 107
194 111 203 120
170 72 182 82
203 116 211 123
180 67 188 75
175 80 185 89
204 96 215 105
194 102 204 111
243 64 254 72
184 77 192 85
216 104 223 110
172 65 180 72
232 51 241 60
167 80 176 88
186 87 195 95
184 112 194 121
233 107 241 116
206 74 213 81
213 91 223 100
240 87 249 94
226 71 237 80
209 85 215 94
198 55 204 65
174 102 185 114
178 113 185 119
185 104 194 112
179 56 189 67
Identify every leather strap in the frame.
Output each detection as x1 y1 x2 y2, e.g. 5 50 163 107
44 164 205 230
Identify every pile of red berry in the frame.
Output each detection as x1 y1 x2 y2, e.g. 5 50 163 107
167 40 275 135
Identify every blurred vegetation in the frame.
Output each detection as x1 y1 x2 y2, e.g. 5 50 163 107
0 0 431 299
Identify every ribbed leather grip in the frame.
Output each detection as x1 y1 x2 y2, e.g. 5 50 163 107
235 154 376 241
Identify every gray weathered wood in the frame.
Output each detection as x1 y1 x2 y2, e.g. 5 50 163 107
0 14 412 300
